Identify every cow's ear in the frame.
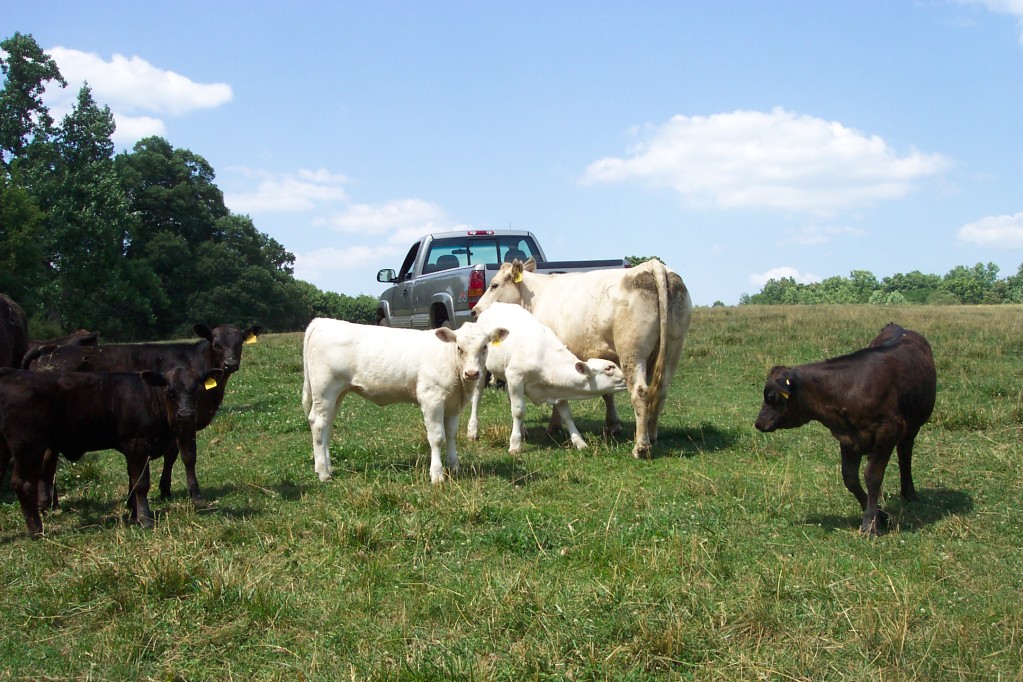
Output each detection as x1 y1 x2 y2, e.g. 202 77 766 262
140 371 168 388
490 328 509 345
193 324 213 341
778 371 795 400
203 369 225 390
523 257 537 273
435 327 457 343
510 259 524 282
574 361 587 375
602 362 618 375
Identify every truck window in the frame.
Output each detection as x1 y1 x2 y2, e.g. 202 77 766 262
398 243 420 281
424 236 541 272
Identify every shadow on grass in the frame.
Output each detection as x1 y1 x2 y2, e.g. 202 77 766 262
802 487 974 534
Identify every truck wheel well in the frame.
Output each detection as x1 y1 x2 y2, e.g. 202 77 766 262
431 303 451 329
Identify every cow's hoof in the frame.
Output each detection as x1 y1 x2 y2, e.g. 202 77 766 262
632 444 652 460
316 471 332 483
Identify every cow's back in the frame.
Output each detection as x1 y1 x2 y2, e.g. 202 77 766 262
304 318 439 405
29 339 208 374
0 294 28 369
885 329 936 427
525 260 689 363
0 370 169 457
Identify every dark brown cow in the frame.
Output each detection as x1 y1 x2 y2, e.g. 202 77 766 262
754 323 937 535
26 323 262 509
22 329 99 367
0 294 28 370
0 366 222 538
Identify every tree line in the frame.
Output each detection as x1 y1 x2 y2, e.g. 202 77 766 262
1 33 376 341
739 262 1023 306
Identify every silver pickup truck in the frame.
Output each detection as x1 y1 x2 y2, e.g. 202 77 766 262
376 229 629 329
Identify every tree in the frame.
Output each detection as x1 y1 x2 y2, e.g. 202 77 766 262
42 85 162 337
0 32 66 171
940 263 999 305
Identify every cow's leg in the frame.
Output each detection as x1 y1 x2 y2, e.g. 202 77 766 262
421 402 447 484
126 456 155 528
546 405 564 436
9 445 44 538
840 446 868 512
309 384 345 482
176 431 205 508
646 369 672 445
860 450 892 535
626 362 652 458
38 448 59 511
554 400 588 450
158 449 178 500
602 393 621 436
444 413 460 478
466 372 486 441
507 377 528 455
896 428 919 501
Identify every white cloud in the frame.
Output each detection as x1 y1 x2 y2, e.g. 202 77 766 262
780 224 867 246
296 244 400 283
223 168 349 214
750 266 822 287
318 199 469 241
47 47 232 115
963 0 1023 43
581 108 951 214
958 211 1023 248
42 47 232 147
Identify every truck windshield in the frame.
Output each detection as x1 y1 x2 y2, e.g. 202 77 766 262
424 236 541 273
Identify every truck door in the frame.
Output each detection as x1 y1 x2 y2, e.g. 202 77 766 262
388 242 419 326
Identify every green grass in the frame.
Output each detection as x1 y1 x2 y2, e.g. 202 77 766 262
1 305 1022 680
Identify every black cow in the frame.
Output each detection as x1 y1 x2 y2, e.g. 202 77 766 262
0 366 223 538
0 294 28 370
27 323 262 509
755 323 937 535
22 329 99 367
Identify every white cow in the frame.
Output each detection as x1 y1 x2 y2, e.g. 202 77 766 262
302 318 506 483
468 303 628 454
471 258 692 459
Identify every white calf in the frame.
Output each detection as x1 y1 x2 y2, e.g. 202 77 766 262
302 318 506 483
468 303 628 454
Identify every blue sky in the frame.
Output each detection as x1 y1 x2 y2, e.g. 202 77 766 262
6 1 1023 305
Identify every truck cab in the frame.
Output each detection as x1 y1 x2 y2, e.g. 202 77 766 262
377 230 545 329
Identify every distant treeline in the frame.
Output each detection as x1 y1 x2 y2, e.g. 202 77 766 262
739 263 1023 306
1 33 376 341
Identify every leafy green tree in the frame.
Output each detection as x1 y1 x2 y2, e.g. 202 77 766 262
878 271 941 304
0 32 65 171
940 263 1000 305
0 173 46 307
42 85 162 337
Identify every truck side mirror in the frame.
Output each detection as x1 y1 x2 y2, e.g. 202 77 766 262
377 268 397 283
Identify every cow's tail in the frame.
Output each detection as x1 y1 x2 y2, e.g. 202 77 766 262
301 320 316 420
648 261 671 399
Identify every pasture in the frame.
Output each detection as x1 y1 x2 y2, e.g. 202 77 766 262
1 305 1021 680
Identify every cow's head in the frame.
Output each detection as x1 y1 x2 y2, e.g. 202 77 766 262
755 366 809 432
194 324 263 374
435 323 508 382
470 257 537 318
142 366 225 428
579 358 628 394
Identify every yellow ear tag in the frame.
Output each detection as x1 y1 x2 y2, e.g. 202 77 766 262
514 273 523 283
244 333 258 345
204 377 218 390
491 338 502 347
779 390 790 400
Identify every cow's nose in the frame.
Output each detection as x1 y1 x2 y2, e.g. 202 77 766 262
464 369 480 381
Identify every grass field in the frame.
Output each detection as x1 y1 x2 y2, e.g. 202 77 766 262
1 305 1021 681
